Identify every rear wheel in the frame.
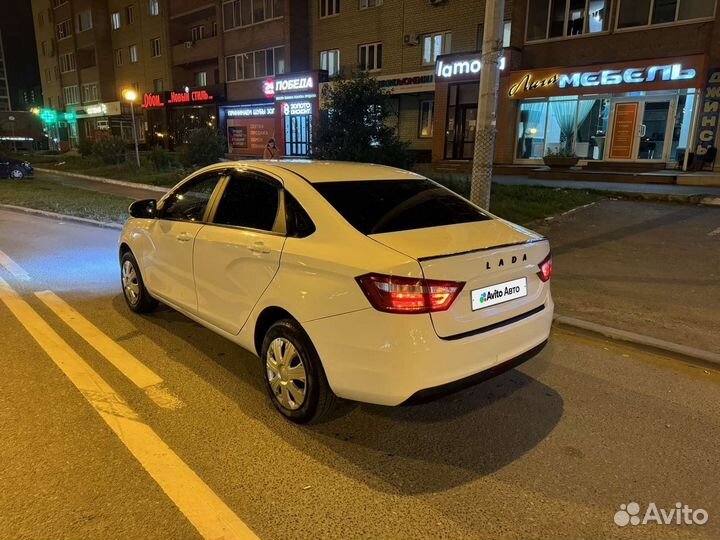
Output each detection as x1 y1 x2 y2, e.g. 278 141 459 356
261 319 336 424
120 251 158 313
9 168 25 179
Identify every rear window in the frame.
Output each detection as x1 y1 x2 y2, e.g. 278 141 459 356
313 179 491 235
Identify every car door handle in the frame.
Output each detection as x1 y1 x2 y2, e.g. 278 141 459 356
247 242 270 254
176 232 193 243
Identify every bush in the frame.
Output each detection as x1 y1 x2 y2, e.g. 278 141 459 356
92 136 126 165
148 145 174 170
181 128 226 167
78 138 95 157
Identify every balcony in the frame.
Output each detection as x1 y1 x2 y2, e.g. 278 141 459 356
172 35 220 67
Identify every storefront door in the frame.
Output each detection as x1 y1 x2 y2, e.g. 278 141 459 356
284 114 312 157
446 106 477 159
607 99 673 162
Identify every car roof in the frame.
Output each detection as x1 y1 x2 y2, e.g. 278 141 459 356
229 160 426 183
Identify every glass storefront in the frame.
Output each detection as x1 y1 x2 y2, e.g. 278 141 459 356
515 89 697 164
445 83 478 159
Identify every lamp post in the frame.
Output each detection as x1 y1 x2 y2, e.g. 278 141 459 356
122 88 141 167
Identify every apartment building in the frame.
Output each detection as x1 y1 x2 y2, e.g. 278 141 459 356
433 0 720 170
31 0 173 145
0 30 12 111
309 0 511 161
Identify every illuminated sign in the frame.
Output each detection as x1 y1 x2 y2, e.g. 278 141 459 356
695 68 720 156
282 101 312 116
435 55 506 79
508 62 699 98
85 104 107 116
168 89 214 104
226 105 276 117
39 109 58 124
142 93 165 108
378 74 434 89
264 76 315 97
262 79 275 98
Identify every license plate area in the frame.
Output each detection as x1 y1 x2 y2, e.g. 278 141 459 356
471 277 528 311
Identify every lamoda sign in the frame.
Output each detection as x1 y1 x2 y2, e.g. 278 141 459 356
435 54 506 80
507 58 702 99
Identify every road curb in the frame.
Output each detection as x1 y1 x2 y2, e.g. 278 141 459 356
34 167 168 193
0 204 123 230
554 315 720 366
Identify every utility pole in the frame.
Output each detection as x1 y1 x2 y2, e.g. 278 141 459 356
470 0 505 209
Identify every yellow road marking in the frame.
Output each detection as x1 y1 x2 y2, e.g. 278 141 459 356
0 276 259 540
0 248 30 281
35 290 183 410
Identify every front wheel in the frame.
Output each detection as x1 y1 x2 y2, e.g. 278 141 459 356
261 319 336 424
9 168 25 179
120 251 158 313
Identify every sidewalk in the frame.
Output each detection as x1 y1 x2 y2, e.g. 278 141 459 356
494 174 720 198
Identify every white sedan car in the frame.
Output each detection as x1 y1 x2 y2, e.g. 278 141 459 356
119 161 553 423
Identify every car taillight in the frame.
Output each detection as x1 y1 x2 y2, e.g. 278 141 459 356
356 273 465 314
538 253 553 282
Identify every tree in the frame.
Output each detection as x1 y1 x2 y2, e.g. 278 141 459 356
317 71 413 169
181 127 226 167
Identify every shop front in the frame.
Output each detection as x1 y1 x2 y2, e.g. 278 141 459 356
74 101 136 143
142 86 222 148
219 101 276 157
503 55 707 168
266 70 327 157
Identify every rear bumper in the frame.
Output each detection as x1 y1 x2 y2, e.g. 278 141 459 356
303 294 554 406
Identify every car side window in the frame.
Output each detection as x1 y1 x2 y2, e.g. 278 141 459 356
160 173 223 222
285 192 315 238
213 172 280 232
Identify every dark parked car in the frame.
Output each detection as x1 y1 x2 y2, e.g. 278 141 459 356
0 157 33 179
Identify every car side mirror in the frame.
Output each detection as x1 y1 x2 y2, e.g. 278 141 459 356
129 199 157 219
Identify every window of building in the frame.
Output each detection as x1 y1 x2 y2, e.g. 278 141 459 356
41 41 47 56
195 71 208 86
617 0 715 28
63 85 80 105
225 46 285 81
150 37 161 57
126 5 135 24
149 0 159 16
56 19 72 40
422 31 451 65
223 0 283 30
59 52 76 73
76 10 93 32
419 100 434 137
477 20 512 48
45 68 52 83
320 0 340 17
111 11 121 30
212 20 218 35
358 42 382 71
320 49 340 76
191 25 205 41
129 44 138 63
114 48 123 66
526 0 609 41
360 0 382 8
82 82 99 102
153 78 164 91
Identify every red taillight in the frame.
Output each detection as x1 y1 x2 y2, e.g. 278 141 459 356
538 253 553 282
356 273 465 314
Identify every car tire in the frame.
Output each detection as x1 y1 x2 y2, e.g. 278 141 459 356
120 251 158 313
261 319 336 424
9 168 25 179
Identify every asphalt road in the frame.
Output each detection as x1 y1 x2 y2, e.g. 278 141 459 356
1 208 719 540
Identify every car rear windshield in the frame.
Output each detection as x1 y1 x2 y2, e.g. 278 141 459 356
313 179 491 235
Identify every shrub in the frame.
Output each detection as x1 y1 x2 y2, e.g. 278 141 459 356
148 145 174 170
180 128 226 167
92 136 127 165
78 138 95 157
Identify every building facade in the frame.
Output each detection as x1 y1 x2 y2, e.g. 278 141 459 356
0 30 12 112
432 0 720 170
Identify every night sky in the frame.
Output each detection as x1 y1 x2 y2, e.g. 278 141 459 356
1 0 42 109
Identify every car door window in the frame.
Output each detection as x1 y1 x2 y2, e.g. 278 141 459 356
213 172 281 232
160 173 223 222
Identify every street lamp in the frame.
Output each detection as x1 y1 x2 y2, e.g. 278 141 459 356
122 88 141 167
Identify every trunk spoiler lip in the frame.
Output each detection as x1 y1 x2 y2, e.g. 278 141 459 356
415 238 547 263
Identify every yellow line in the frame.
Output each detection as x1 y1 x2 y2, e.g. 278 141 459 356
35 290 183 410
0 277 259 540
0 248 30 281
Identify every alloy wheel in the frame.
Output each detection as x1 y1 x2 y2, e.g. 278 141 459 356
122 260 140 305
10 169 24 179
266 337 307 410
